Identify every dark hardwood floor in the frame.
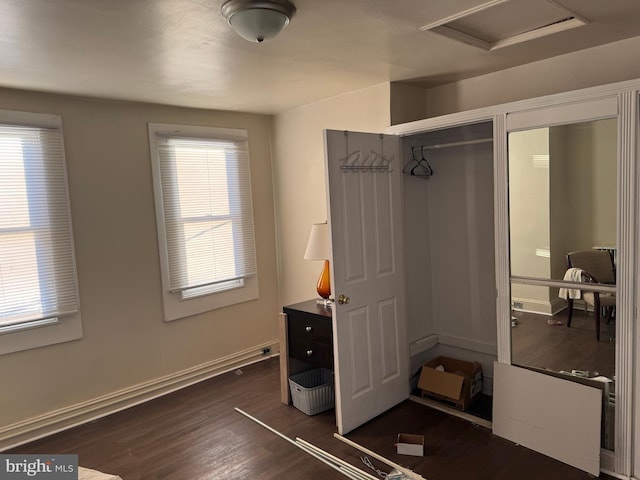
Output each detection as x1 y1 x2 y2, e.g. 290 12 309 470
11 357 613 479
511 308 615 378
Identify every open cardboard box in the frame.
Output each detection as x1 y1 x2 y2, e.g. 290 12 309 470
417 356 482 411
396 433 424 456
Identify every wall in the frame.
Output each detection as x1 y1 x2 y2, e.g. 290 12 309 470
555 120 617 251
420 36 640 118
402 146 434 346
509 127 553 313
549 126 572 286
272 84 391 307
390 83 427 126
422 141 496 350
0 89 279 434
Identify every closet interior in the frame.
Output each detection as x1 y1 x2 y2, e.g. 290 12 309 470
400 121 498 391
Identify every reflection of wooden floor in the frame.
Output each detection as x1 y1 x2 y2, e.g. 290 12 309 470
511 308 615 379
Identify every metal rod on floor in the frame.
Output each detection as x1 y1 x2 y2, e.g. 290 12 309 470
295 437 380 480
234 407 374 480
334 433 427 480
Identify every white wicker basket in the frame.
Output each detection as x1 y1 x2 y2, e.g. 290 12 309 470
288 368 335 416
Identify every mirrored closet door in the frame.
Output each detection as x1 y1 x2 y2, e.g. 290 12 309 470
507 110 619 452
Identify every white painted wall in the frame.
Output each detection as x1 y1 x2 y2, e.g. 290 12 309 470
0 89 280 431
421 36 640 118
402 162 434 345
424 143 495 348
509 127 552 312
272 84 391 307
390 83 427 126
555 120 617 252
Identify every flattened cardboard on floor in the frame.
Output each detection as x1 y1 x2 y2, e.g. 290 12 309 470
417 356 482 411
492 363 601 476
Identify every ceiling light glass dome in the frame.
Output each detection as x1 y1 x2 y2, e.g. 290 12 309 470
221 0 296 43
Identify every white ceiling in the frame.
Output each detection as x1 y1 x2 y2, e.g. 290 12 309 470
1 0 640 114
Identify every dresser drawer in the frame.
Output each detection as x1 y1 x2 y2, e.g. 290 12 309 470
286 311 332 345
288 340 333 368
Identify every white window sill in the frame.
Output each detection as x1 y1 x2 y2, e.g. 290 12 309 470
162 276 259 321
0 312 83 355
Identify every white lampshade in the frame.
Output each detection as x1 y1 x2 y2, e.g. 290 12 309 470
221 0 296 43
304 222 329 261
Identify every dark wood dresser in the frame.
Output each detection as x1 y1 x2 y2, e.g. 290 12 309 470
279 299 334 404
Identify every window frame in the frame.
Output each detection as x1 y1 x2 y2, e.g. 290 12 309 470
0 109 82 355
148 123 259 321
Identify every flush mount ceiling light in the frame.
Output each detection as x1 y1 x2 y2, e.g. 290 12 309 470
221 0 296 43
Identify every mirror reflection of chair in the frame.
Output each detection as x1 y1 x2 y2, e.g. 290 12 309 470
565 250 616 341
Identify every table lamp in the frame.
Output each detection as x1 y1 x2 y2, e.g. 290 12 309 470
304 222 331 305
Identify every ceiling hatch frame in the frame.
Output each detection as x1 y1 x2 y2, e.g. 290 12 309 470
420 0 589 52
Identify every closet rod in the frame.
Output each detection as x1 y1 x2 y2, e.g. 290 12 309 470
422 137 493 151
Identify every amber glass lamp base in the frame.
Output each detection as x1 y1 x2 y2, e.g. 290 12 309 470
316 259 331 300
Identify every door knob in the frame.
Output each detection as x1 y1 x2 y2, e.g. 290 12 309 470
337 294 350 305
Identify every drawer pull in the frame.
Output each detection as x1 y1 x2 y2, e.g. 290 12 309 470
306 349 313 357
305 326 313 333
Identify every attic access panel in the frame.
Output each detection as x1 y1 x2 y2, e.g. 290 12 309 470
421 0 588 51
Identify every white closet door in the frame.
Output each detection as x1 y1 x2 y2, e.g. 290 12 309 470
496 95 621 475
324 129 409 434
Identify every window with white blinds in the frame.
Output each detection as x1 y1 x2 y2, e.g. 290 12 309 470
149 123 259 321
0 122 79 332
0 110 82 355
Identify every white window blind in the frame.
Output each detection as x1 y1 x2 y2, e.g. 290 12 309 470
0 123 78 330
154 129 257 299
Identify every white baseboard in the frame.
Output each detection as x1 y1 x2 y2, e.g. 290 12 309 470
512 296 555 316
409 334 438 356
436 334 497 356
409 394 492 430
0 340 279 452
599 449 619 478
512 297 570 316
550 297 566 315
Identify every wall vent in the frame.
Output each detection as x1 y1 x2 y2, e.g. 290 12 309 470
532 154 549 168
